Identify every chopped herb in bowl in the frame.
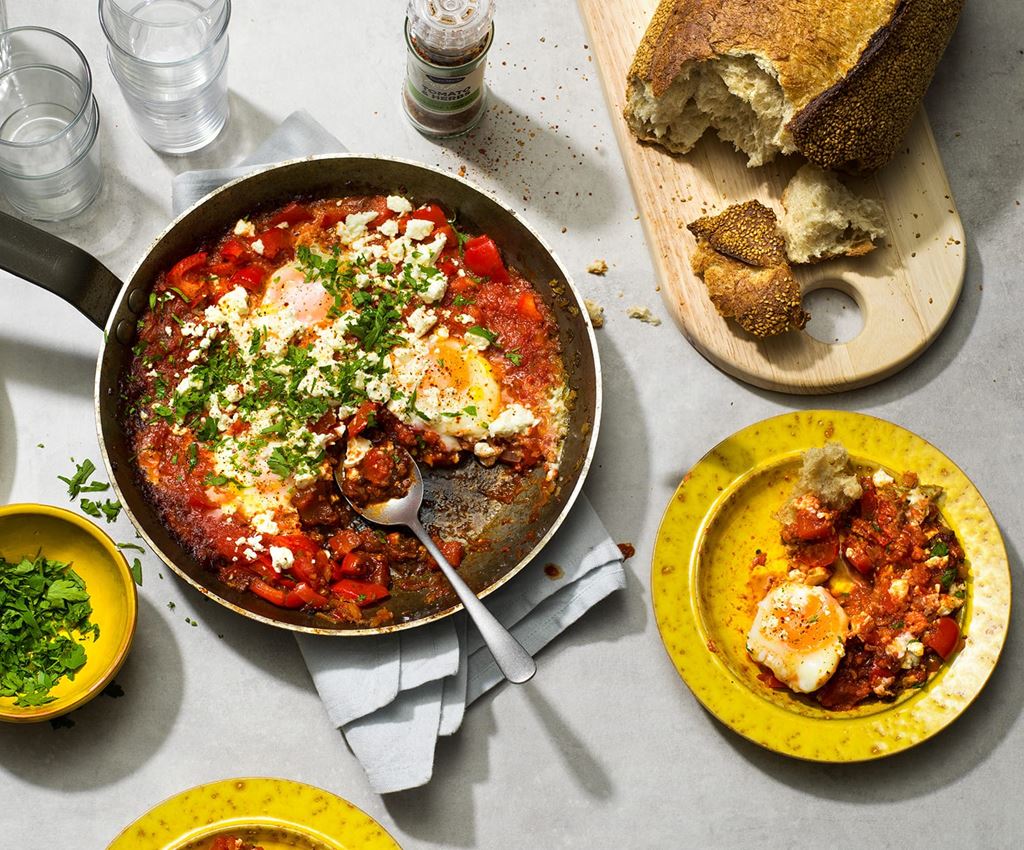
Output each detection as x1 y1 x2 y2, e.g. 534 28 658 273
0 554 100 707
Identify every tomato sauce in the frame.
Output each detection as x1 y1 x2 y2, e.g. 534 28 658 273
772 473 966 710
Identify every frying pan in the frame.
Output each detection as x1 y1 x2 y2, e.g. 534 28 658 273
0 155 601 635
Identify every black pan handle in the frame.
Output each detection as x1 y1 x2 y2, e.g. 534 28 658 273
0 210 123 329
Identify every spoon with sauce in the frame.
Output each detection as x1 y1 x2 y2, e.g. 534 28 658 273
336 441 536 684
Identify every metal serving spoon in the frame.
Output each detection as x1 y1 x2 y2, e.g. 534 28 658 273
336 447 537 684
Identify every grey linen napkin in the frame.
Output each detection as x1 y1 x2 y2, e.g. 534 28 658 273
171 110 625 794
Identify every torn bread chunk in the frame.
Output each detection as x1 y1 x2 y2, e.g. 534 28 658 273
780 164 887 263
625 0 964 174
688 201 808 337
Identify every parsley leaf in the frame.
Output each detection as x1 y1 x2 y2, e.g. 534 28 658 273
466 325 498 344
129 558 143 587
58 459 106 499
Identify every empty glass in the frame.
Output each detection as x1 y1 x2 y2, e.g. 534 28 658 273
0 27 103 221
99 0 231 154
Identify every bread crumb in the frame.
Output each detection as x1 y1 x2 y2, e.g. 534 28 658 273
584 299 605 328
587 259 609 275
627 305 661 326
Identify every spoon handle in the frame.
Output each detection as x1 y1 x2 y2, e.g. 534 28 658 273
409 518 536 684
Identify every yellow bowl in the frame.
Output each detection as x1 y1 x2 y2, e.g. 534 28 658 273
0 503 138 723
106 777 402 849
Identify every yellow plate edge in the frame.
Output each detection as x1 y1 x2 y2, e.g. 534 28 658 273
105 776 402 850
651 409 1012 762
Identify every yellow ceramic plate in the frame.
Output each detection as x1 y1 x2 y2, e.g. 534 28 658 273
0 503 138 723
106 777 402 850
652 410 1010 761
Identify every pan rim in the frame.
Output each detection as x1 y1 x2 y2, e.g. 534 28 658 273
94 152 603 636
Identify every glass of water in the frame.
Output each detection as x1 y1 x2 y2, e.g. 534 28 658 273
0 27 103 221
99 0 231 155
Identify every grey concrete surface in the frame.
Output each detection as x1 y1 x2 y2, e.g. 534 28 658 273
0 1 1021 848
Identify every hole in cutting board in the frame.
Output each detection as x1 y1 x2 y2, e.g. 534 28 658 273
803 287 863 344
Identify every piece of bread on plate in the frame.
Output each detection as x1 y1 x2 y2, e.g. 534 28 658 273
780 164 887 263
625 0 963 174
687 201 808 337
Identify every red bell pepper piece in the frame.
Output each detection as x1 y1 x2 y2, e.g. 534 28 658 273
330 579 390 607
288 582 329 609
220 239 247 263
516 291 543 321
925 617 960 659
167 251 208 287
463 235 508 282
328 529 361 558
410 203 449 226
348 401 378 438
228 265 266 292
338 552 368 577
254 227 290 260
250 578 304 608
267 202 314 228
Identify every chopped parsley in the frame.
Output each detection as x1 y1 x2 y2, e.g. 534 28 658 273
939 567 958 590
58 459 109 499
505 350 523 366
0 554 99 707
129 558 143 587
930 539 949 558
80 498 122 524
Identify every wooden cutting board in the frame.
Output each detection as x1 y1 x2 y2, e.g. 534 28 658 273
577 0 966 394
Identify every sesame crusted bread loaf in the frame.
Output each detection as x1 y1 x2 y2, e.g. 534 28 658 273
780 164 887 263
625 0 963 174
688 201 808 337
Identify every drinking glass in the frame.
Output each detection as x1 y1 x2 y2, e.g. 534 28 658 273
0 27 103 221
99 0 231 154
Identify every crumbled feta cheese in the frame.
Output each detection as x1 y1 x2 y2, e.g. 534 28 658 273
344 436 372 468
234 219 256 237
464 329 490 350
488 404 539 438
251 238 265 256
473 441 501 459
175 373 198 395
378 218 399 237
205 286 250 325
187 349 203 363
268 546 294 573
251 511 279 535
222 383 243 404
405 218 434 241
406 306 438 338
337 211 379 243
387 195 413 214
873 469 895 487
365 376 391 403
889 578 909 603
420 274 448 304
456 313 475 325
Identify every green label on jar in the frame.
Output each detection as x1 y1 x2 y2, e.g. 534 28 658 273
405 52 486 115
